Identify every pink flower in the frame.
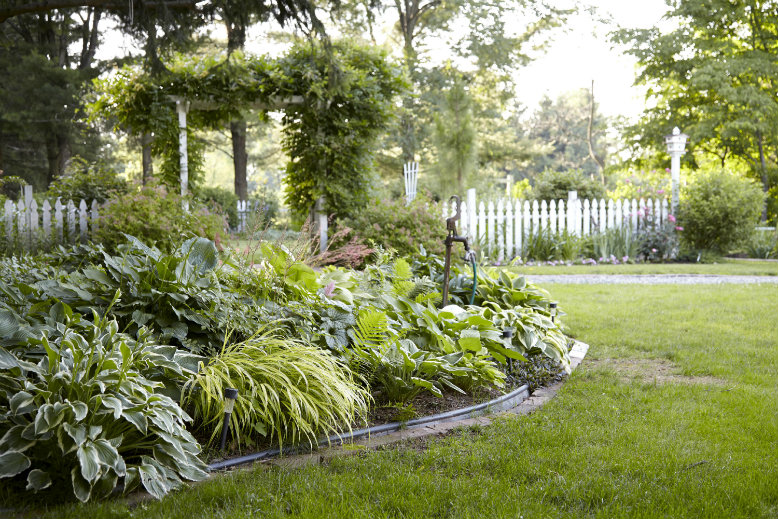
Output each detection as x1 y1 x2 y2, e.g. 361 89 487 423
675 226 684 231
668 214 676 223
651 248 658 253
622 256 629 262
656 189 665 195
323 282 335 298
665 168 671 173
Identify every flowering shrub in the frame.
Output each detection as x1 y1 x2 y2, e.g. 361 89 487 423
636 207 679 261
335 196 445 258
95 184 225 252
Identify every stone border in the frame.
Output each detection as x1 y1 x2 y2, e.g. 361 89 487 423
254 341 590 470
116 342 589 507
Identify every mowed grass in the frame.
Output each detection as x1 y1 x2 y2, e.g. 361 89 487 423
29 284 778 518
508 259 778 276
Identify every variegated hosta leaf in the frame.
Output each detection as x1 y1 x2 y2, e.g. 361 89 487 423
26 469 52 491
0 451 31 478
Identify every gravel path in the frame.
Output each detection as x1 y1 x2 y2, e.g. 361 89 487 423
525 274 778 284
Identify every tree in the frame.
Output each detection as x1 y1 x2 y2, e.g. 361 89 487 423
524 89 610 179
614 0 778 221
0 8 105 187
432 71 476 195
214 0 324 201
330 0 570 167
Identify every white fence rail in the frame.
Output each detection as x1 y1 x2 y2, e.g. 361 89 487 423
2 186 98 251
441 189 670 261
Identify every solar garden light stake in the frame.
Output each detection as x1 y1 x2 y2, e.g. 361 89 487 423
220 388 239 451
549 303 557 323
502 328 514 373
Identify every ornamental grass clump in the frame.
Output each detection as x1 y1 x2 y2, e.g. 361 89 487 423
182 329 371 449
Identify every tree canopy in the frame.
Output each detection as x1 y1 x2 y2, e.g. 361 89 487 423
615 0 778 219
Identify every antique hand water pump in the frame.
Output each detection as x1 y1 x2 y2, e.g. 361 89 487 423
441 195 477 306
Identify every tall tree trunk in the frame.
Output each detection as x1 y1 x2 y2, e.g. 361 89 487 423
757 132 769 221
56 132 71 175
225 11 248 200
45 134 58 185
587 80 605 184
231 119 248 200
141 132 154 184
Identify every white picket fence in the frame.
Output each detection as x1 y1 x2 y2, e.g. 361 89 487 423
2 186 98 251
441 189 670 260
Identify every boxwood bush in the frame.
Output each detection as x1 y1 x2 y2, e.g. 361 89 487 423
678 169 765 253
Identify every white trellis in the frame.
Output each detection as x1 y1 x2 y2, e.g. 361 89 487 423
403 162 419 204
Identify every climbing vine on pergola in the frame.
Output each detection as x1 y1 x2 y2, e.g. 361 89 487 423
91 40 405 219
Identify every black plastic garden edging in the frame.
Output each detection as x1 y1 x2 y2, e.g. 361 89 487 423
207 383 530 472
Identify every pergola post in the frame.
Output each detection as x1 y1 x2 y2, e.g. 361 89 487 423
174 97 190 210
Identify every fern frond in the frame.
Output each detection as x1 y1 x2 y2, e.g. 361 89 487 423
353 309 389 349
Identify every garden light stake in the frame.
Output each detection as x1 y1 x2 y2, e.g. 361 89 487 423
220 387 239 451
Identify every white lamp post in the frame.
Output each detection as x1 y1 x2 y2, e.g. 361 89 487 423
664 127 688 215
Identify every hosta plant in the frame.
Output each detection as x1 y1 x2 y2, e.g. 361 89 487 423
182 328 371 449
0 303 207 502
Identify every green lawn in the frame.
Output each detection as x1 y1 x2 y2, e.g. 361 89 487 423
26 284 778 518
509 259 778 276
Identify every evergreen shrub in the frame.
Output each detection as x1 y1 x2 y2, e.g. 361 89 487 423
678 170 764 253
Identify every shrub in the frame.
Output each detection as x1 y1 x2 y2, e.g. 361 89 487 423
607 168 670 201
95 184 225 252
46 157 129 204
678 169 765 253
745 228 778 259
521 229 582 261
335 196 445 258
532 169 606 201
196 186 239 229
0 305 207 502
587 225 639 261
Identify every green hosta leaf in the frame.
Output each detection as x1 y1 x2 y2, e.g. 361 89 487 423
411 377 442 397
87 425 102 440
100 395 123 419
0 451 31 478
131 310 154 326
0 346 19 369
10 391 35 415
92 439 124 475
162 321 189 342
138 462 169 500
26 469 52 491
82 268 111 285
64 422 87 448
458 329 482 352
0 426 35 453
465 314 494 328
77 443 101 483
180 237 218 273
70 401 88 422
71 466 92 503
